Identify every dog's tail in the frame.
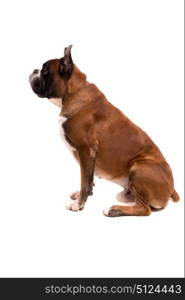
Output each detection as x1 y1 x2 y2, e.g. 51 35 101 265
171 189 180 202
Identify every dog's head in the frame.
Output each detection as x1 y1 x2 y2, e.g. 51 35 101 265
29 45 85 100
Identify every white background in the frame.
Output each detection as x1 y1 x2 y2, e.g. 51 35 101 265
0 0 184 277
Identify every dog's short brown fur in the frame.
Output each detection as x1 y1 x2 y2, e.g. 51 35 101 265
29 45 179 217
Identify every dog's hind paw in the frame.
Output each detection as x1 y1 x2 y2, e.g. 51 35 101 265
103 206 122 217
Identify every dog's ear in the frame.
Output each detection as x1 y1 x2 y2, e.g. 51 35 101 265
59 45 74 79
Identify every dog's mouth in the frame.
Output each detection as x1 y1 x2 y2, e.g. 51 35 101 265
29 70 46 98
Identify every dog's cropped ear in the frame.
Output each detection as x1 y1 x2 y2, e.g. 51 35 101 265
59 45 74 79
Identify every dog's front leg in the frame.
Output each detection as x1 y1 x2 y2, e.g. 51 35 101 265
66 145 96 212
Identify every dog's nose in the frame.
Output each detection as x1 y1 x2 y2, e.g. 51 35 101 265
33 69 39 74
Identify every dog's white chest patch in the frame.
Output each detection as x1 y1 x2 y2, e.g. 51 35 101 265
59 115 76 153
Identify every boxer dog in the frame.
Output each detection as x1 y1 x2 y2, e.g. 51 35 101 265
29 45 179 217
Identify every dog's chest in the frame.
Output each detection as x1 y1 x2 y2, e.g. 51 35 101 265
59 116 76 153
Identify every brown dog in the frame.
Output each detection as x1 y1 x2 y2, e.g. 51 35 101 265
29 45 179 217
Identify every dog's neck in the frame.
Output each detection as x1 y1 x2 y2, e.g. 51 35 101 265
66 65 87 95
48 65 88 109
61 82 102 118
48 65 103 118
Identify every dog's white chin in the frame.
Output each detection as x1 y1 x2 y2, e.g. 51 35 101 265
48 98 62 107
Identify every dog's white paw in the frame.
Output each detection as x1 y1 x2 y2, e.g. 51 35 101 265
66 201 83 212
103 207 111 216
70 191 80 200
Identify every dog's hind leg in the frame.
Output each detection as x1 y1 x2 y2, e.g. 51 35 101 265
104 160 173 217
104 190 151 217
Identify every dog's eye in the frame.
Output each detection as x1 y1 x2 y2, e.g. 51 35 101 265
41 69 49 76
